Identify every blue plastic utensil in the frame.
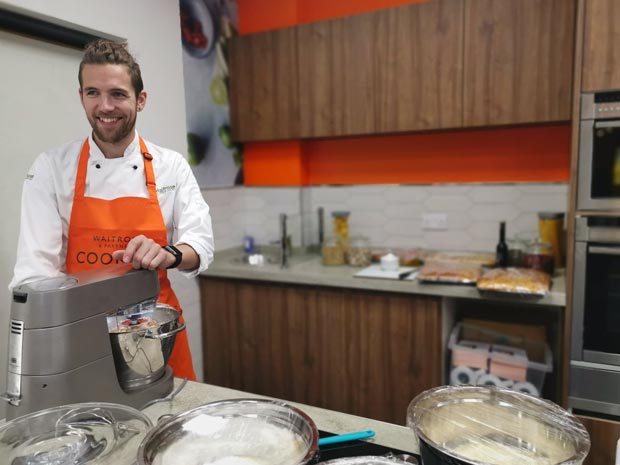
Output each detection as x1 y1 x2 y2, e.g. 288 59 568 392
318 430 376 446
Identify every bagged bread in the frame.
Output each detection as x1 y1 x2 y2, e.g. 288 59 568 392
417 260 482 284
477 267 551 296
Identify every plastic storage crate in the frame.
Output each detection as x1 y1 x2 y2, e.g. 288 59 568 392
448 322 553 397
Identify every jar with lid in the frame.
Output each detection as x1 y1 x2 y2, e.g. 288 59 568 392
538 212 565 269
347 236 371 267
331 211 350 248
523 240 554 275
506 238 526 267
322 236 345 266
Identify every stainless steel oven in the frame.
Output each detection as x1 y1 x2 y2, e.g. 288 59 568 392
578 91 620 211
571 216 620 415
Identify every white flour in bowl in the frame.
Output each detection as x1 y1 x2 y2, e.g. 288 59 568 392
152 416 308 465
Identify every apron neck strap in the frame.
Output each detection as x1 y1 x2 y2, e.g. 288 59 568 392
138 137 158 197
75 139 90 197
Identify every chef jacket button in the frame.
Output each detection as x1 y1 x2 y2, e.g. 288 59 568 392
95 164 101 169
133 165 138 170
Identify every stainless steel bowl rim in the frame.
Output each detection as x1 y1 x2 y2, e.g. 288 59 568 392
407 385 591 465
320 456 413 464
108 304 180 335
137 398 319 465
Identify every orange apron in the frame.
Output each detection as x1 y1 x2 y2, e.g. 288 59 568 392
66 137 196 381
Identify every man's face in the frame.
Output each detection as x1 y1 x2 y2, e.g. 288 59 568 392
79 64 146 147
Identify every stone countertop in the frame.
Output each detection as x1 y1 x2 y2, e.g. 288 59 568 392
142 379 419 455
200 248 566 308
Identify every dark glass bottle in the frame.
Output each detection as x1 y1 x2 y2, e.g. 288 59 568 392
496 221 509 267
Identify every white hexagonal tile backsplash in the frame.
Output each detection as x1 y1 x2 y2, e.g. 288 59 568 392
204 183 568 254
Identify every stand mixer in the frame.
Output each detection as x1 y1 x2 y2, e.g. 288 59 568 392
2 265 182 420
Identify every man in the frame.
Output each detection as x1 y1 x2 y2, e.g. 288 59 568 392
9 39 214 381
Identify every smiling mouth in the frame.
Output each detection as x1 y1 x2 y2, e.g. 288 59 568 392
98 116 121 124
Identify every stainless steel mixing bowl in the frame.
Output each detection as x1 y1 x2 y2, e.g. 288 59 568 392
407 385 590 465
107 303 185 390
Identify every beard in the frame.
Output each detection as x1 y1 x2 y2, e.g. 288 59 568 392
89 111 136 145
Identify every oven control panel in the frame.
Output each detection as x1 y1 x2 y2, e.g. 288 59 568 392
582 90 620 119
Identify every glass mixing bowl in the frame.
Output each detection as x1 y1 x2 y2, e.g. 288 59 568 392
0 402 152 465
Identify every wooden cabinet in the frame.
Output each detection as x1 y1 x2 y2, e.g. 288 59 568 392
200 277 443 424
463 0 575 126
298 0 464 138
577 415 620 465
582 0 620 91
229 0 575 141
229 27 299 141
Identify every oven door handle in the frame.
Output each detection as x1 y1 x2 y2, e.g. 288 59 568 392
595 121 620 129
589 245 620 255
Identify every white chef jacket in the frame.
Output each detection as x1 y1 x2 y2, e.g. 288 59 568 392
9 132 214 289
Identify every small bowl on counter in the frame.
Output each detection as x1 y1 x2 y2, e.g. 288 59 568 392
370 248 426 267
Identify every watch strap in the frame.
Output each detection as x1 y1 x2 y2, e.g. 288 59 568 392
163 244 183 269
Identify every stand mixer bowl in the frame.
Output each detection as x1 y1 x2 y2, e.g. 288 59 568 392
107 302 185 390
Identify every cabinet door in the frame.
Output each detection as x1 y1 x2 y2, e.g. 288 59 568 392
463 0 575 126
229 27 299 141
576 415 620 465
201 278 442 424
582 0 620 92
298 0 464 138
312 287 443 424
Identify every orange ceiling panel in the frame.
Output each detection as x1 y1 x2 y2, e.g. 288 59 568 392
297 0 426 23
237 0 297 34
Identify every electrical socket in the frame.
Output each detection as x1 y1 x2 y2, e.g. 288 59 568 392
422 213 448 230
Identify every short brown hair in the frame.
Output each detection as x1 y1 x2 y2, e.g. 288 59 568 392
78 39 144 97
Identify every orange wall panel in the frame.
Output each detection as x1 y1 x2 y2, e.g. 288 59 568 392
244 141 306 186
303 125 571 184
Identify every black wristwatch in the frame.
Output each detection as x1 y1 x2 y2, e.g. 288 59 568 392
163 244 183 269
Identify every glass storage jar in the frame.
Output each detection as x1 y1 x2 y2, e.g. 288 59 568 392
322 236 345 266
538 212 565 269
331 211 350 249
523 239 554 275
346 236 371 267
506 238 526 267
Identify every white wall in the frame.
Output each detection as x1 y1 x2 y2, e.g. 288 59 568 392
0 0 196 417
0 0 188 153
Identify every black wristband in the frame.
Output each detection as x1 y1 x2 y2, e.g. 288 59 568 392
163 244 183 269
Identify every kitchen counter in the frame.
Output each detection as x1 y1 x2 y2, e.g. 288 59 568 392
201 248 566 307
142 379 419 455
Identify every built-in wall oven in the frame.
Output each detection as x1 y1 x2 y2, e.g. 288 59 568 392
570 216 620 416
578 91 620 211
571 90 620 416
